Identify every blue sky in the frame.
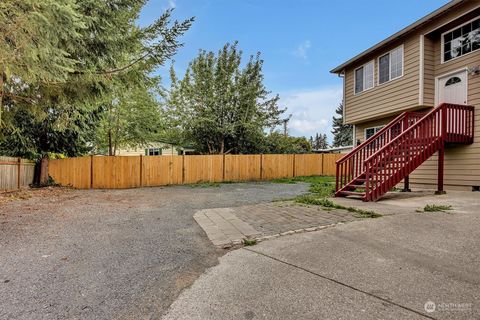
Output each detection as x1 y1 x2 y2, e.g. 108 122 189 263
139 0 450 142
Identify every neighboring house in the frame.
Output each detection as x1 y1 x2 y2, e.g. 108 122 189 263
331 0 480 201
314 146 353 154
116 142 195 156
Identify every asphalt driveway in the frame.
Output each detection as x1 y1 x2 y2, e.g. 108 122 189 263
0 182 308 320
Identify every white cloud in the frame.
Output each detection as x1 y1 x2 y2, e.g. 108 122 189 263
279 86 343 143
292 40 311 60
168 0 176 8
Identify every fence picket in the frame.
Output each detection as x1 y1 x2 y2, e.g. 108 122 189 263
0 156 35 191
48 153 343 189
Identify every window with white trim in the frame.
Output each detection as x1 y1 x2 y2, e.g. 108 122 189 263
145 148 161 156
364 126 383 140
354 61 374 94
443 17 480 62
378 46 403 84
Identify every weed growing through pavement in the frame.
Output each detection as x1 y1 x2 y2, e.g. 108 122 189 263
289 176 381 218
243 238 257 246
417 204 453 213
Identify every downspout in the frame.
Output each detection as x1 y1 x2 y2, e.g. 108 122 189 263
339 70 346 124
419 34 424 106
338 70 354 145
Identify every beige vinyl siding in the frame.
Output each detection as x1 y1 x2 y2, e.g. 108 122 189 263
341 2 480 191
344 38 421 124
116 143 185 156
422 36 435 106
410 41 480 190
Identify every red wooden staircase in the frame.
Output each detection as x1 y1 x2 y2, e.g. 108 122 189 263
335 103 475 201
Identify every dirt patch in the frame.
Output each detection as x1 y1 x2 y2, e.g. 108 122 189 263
0 186 72 204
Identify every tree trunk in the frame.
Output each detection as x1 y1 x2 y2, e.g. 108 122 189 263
0 70 4 126
220 139 225 154
108 129 113 156
112 111 121 156
39 157 49 185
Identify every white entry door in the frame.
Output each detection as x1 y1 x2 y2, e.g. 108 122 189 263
436 70 468 105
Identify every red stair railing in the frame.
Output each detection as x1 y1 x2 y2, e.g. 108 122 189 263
363 103 474 201
335 111 425 194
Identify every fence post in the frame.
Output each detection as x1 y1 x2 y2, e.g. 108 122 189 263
292 154 296 177
222 154 226 181
182 155 185 184
17 157 21 189
260 154 264 180
321 154 325 175
139 155 143 187
90 155 94 189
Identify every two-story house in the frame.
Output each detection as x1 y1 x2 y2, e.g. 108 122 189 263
331 0 479 201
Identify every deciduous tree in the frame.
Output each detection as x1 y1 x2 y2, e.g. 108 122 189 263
165 42 285 154
94 79 164 156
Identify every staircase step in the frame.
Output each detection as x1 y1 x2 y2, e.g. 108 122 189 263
338 191 365 197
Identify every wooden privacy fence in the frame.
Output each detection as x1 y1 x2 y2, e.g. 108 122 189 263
48 153 343 189
0 156 35 191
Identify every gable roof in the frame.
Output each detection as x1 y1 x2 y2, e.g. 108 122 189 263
330 0 467 74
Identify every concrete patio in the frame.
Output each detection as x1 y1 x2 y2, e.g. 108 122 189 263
164 190 480 320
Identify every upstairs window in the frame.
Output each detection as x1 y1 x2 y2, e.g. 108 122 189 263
354 61 374 94
378 46 403 84
443 17 480 62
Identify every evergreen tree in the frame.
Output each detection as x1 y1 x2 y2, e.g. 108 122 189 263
317 133 329 149
331 103 353 147
0 2 193 159
311 132 328 150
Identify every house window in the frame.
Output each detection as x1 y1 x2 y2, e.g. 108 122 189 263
145 148 161 156
443 17 480 62
365 126 383 140
445 76 462 86
354 61 374 94
378 46 403 84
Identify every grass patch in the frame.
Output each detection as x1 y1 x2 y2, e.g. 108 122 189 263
271 175 380 218
294 194 381 218
271 175 382 219
271 178 297 184
271 176 336 198
308 182 335 197
189 182 222 188
243 238 257 246
420 204 453 212
270 176 335 185
351 208 382 218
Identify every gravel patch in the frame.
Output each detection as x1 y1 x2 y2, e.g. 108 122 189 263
0 182 308 320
